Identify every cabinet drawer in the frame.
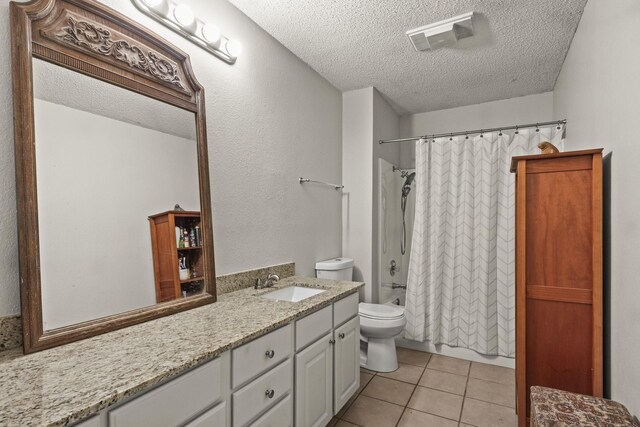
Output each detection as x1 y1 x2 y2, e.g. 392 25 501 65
108 356 224 427
248 394 292 427
232 324 293 388
334 293 358 327
295 305 332 351
232 359 293 427
183 403 226 427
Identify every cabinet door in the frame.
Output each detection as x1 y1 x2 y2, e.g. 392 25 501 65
295 333 333 427
334 316 360 413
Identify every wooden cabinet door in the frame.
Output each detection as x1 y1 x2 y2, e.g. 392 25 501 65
295 333 333 427
334 316 360 413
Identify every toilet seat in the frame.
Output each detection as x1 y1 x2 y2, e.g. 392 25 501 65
359 303 404 320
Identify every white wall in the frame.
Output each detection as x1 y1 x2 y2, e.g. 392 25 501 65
35 99 199 330
342 88 373 300
399 92 555 168
372 89 400 302
342 88 399 302
0 0 342 317
553 0 640 414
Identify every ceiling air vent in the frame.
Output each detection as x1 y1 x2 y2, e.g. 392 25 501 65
407 12 474 51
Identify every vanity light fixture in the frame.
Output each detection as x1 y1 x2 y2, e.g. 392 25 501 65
132 0 242 64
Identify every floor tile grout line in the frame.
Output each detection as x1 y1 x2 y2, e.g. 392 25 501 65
394 360 426 427
463 396 517 410
458 359 473 424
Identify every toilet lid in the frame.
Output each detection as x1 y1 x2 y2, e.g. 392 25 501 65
359 303 404 320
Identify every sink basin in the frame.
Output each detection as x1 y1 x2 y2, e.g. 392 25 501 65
262 286 326 302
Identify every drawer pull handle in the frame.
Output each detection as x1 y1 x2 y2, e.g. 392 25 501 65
329 339 336 345
339 333 345 339
265 350 275 358
265 389 275 399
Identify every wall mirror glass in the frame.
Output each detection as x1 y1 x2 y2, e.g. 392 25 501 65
11 0 216 353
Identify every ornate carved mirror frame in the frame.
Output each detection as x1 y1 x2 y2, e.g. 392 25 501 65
10 0 216 354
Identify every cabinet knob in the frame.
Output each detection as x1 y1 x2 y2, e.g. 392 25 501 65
339 333 345 339
265 389 275 399
265 350 275 358
329 339 336 345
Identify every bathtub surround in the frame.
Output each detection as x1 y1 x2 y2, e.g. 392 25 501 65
0 276 363 426
553 0 640 414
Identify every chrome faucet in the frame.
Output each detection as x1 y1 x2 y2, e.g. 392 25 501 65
255 273 280 289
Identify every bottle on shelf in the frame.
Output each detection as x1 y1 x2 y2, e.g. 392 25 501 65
190 228 197 247
183 227 190 248
194 226 201 247
178 226 185 248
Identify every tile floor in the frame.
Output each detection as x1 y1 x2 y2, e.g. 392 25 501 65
328 348 517 427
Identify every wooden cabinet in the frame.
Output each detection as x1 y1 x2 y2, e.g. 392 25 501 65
149 210 204 303
510 149 603 427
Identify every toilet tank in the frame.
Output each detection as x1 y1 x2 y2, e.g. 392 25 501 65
315 257 354 281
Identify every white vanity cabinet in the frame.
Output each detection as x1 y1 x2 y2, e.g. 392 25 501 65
69 291 360 427
295 293 360 427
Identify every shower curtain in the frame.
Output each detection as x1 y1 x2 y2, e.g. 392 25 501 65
404 127 565 357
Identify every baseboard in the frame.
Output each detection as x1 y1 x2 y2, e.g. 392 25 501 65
395 337 515 368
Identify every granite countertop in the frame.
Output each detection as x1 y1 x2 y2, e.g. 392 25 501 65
0 276 363 427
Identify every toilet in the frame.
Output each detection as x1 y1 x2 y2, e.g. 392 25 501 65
315 257 407 373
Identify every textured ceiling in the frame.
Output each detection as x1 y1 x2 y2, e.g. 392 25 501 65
227 0 587 114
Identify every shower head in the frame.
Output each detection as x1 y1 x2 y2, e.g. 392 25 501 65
404 172 416 187
402 172 415 197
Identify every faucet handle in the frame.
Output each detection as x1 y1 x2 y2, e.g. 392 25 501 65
267 273 279 281
255 278 263 289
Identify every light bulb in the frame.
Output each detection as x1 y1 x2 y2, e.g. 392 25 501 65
142 0 168 15
201 24 221 44
173 4 195 27
225 39 242 58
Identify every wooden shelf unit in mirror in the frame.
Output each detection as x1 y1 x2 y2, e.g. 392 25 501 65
10 0 216 354
149 210 205 303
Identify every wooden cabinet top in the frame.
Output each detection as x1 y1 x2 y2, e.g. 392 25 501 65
510 148 603 173
148 210 201 219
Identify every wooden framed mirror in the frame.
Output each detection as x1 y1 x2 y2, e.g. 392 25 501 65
10 0 216 353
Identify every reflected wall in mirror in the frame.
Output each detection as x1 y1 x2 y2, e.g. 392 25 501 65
33 59 201 330
11 0 216 353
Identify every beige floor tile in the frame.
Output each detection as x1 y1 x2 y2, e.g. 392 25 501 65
407 386 463 421
466 377 515 408
469 362 514 385
460 398 517 427
361 376 416 406
419 368 468 395
359 371 374 394
397 408 458 427
361 367 376 375
335 421 360 427
327 417 339 427
396 347 432 367
342 395 404 427
336 392 358 418
377 363 424 384
427 354 470 376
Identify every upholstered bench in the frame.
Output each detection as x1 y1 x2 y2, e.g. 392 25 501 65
530 386 639 426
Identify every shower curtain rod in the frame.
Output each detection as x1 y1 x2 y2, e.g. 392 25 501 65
378 119 567 144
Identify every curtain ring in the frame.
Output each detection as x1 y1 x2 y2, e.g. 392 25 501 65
556 121 562 130
449 133 453 141
515 126 519 135
498 129 503 136
480 129 484 138
465 132 469 140
535 123 540 132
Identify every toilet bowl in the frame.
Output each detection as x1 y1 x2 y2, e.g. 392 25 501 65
315 257 406 373
359 302 406 372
